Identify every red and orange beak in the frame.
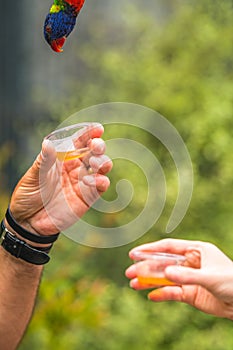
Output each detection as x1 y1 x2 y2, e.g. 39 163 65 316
50 37 66 53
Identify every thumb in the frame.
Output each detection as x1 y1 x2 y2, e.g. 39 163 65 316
165 265 205 286
29 140 57 181
38 139 57 173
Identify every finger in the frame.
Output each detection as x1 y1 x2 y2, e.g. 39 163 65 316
87 123 104 139
165 265 204 286
73 123 104 149
41 139 57 169
129 278 151 290
148 286 184 302
184 250 201 268
32 139 57 176
128 238 203 259
129 277 166 290
188 243 233 266
90 138 106 155
125 264 137 279
83 174 110 192
81 138 107 170
89 155 113 174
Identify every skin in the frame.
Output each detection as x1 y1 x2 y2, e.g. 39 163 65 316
0 124 112 349
125 238 233 320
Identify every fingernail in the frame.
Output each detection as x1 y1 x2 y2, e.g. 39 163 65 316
91 139 106 154
129 280 137 289
83 175 96 185
42 139 54 156
41 139 50 159
125 265 137 275
148 289 162 300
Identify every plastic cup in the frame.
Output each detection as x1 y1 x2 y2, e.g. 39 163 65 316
133 251 186 287
45 123 94 162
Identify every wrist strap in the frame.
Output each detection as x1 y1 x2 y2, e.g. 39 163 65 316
6 207 60 244
0 221 51 265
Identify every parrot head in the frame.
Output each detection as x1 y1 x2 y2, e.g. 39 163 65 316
44 10 77 52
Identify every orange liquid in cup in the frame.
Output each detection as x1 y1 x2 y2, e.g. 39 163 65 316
56 148 89 161
138 275 175 286
134 252 186 288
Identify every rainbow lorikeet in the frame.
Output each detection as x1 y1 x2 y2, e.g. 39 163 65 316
44 0 86 52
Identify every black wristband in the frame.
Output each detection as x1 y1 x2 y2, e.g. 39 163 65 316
0 221 51 265
5 207 60 244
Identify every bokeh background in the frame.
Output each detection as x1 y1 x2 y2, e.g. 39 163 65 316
0 0 233 349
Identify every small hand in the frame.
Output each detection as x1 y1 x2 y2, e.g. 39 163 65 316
125 238 233 320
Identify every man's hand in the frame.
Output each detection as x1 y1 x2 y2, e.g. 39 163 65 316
10 123 112 235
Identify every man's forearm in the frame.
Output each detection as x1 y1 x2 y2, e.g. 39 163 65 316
0 248 43 350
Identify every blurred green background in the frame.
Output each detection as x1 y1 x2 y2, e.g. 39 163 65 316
0 0 233 349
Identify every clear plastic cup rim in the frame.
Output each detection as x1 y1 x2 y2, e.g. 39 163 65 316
45 122 93 142
133 251 186 262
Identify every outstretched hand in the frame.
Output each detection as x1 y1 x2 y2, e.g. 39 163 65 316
10 124 112 235
125 238 233 320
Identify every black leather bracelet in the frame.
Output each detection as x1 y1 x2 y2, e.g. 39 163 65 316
6 207 60 244
0 221 51 265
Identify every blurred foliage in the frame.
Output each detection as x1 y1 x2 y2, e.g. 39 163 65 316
2 0 233 349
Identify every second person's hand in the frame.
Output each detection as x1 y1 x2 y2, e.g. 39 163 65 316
125 238 233 320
